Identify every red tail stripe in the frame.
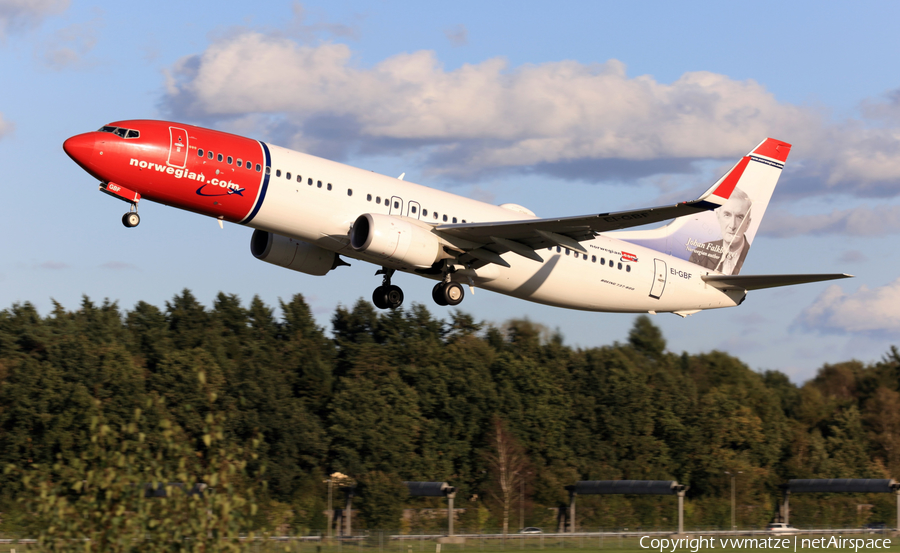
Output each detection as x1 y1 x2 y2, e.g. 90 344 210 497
712 156 750 200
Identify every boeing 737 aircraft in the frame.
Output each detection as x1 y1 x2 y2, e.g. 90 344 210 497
63 121 850 315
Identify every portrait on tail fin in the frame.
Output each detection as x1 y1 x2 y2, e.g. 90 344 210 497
687 188 752 275
613 138 789 276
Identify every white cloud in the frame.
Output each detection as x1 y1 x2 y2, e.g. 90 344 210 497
444 24 468 47
285 3 357 43
861 89 900 126
0 0 68 37
37 15 100 70
837 250 867 264
163 33 821 174
99 261 138 271
795 280 900 336
762 205 900 237
35 261 69 270
161 32 900 193
0 112 13 139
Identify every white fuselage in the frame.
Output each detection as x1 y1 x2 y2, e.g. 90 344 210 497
247 143 744 313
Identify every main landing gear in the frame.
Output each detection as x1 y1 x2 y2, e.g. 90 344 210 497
372 268 404 310
432 278 464 307
122 204 140 228
370 266 466 310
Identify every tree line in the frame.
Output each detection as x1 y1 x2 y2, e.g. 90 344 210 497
0 290 897 533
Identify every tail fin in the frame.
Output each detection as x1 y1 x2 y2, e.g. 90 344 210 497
614 138 791 275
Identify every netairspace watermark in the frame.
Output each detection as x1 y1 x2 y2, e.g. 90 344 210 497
640 536 893 553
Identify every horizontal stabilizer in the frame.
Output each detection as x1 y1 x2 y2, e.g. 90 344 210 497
702 273 853 291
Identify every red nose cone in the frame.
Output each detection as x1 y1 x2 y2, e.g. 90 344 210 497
63 133 96 169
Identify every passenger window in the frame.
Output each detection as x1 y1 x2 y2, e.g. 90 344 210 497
317 180 322 188
565 249 570 256
423 209 428 216
376 197 381 204
266 167 271 175
308 178 313 185
394 200 399 208
236 158 242 166
442 214 448 222
462 219 466 223
347 189 352 196
297 175 302 183
327 183 332 191
217 153 223 162
618 262 622 270
275 169 281 177
601 258 605 265
626 265 631 272
433 212 438 219
591 255 596 263
286 172 291 180
255 163 261 172
452 217 457 223
411 206 416 213
556 246 561 253
208 151 214 159
198 149 204 157
247 161 252 169
367 194 372 201
126 130 140 139
227 156 233 164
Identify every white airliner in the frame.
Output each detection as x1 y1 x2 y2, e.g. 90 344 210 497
62 121 850 315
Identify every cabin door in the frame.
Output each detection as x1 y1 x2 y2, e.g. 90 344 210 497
167 127 188 168
649 259 667 299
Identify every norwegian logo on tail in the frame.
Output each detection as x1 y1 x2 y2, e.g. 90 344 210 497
615 138 791 275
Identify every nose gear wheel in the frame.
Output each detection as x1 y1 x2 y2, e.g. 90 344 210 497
122 211 140 228
122 202 140 228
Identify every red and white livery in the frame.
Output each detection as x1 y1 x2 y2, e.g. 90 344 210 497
64 120 850 313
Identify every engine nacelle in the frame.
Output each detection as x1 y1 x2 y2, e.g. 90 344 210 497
250 230 339 276
350 213 443 269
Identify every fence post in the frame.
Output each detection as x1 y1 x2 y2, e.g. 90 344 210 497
783 491 790 526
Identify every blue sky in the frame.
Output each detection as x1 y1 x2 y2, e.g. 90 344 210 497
3 0 900 382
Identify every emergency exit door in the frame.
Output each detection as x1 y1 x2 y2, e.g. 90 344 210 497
649 259 667 299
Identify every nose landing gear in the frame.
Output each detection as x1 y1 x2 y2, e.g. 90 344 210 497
122 206 140 228
98 182 142 228
372 268 404 310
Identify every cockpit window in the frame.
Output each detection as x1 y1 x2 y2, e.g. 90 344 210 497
97 126 140 139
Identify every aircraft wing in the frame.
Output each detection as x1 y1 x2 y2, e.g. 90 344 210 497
437 197 724 243
701 273 853 291
432 176 736 266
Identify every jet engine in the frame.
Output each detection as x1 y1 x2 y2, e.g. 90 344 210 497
250 230 340 276
350 213 443 268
